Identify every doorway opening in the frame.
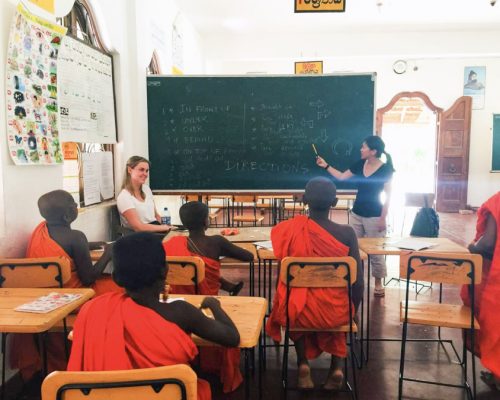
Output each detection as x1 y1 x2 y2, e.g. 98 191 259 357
377 93 440 234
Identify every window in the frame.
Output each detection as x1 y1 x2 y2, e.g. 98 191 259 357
58 0 115 206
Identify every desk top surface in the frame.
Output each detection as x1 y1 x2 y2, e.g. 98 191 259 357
166 226 272 243
0 288 95 333
169 295 267 348
358 237 468 255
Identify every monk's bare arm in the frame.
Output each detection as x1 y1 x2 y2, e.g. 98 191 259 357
70 230 111 286
345 226 364 311
163 298 240 347
469 213 496 260
217 236 254 261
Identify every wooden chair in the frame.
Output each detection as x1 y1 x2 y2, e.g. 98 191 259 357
166 256 205 294
0 257 72 288
398 252 482 400
41 364 198 400
231 195 264 227
0 257 73 396
282 194 307 220
280 256 358 399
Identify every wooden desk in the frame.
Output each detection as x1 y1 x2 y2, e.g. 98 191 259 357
165 226 272 243
0 288 95 333
357 237 468 256
169 294 267 399
169 295 266 348
357 236 468 364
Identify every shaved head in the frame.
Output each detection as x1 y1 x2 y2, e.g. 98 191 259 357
38 190 77 224
303 177 337 211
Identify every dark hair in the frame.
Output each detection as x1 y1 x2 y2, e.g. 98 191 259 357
468 70 477 80
179 201 208 230
363 136 395 171
112 232 166 291
303 177 337 211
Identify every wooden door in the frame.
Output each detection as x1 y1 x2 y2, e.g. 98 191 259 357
436 96 472 212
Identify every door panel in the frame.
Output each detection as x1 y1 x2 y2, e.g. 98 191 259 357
436 96 472 212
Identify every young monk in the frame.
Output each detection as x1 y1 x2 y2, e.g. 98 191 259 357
164 201 252 296
266 177 363 390
461 192 500 390
68 232 241 400
163 201 253 393
11 190 123 381
26 190 121 293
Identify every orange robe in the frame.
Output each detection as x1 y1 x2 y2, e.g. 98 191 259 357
164 236 221 295
163 236 242 393
461 192 500 379
67 292 210 400
11 221 122 381
26 222 121 295
266 215 351 360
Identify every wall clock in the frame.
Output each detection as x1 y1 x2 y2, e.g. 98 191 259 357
393 60 407 74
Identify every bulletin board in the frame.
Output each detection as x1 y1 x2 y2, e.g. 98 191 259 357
58 35 117 144
492 114 500 171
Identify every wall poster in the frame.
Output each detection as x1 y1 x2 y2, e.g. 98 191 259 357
58 35 117 144
463 66 486 110
5 3 66 165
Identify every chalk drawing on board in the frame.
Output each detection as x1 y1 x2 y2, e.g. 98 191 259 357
332 140 353 157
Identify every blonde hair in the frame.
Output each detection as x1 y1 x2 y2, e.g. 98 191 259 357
122 156 150 199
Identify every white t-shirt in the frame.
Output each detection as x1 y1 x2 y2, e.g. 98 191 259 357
116 185 157 228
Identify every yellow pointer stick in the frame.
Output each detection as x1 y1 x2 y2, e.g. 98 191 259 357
312 144 318 156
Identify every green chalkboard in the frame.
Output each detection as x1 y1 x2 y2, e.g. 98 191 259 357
147 74 375 190
492 114 500 171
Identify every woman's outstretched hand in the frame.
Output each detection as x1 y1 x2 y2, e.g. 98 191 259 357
316 156 328 168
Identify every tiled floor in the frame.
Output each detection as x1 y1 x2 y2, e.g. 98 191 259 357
15 210 499 400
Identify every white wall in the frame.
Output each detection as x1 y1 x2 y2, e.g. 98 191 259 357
0 0 204 256
203 30 500 207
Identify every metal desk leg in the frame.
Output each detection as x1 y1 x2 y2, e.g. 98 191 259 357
259 334 263 399
365 256 371 363
250 261 254 297
244 349 250 400
1 333 6 400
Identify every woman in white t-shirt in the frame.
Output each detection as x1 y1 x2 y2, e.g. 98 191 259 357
116 156 171 233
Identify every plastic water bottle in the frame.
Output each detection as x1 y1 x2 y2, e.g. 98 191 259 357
161 207 171 225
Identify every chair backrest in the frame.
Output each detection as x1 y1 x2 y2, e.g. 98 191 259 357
166 256 205 292
279 257 357 288
41 365 198 400
400 252 482 285
405 192 435 208
183 194 207 203
233 195 256 204
0 257 72 288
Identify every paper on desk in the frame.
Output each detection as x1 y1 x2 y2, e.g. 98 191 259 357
385 239 436 251
15 292 82 313
253 240 273 249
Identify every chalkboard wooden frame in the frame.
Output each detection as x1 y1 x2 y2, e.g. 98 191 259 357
147 73 376 191
492 114 500 171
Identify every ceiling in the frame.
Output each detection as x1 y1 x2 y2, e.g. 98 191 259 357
172 0 500 35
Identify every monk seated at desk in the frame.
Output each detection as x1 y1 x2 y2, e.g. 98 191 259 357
164 201 253 393
12 190 123 381
164 201 253 296
68 232 241 400
266 177 363 390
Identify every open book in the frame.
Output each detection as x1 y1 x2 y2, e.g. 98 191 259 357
15 292 82 314
384 239 436 251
